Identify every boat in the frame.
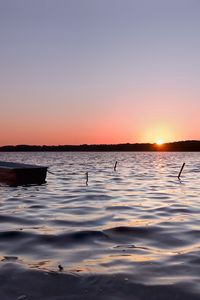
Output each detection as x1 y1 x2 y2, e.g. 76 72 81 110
0 161 48 186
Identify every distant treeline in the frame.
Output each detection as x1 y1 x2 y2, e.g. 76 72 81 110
0 140 200 152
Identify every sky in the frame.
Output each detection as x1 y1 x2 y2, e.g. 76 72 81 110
0 0 200 146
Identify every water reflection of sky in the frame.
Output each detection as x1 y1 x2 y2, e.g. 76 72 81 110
0 152 200 290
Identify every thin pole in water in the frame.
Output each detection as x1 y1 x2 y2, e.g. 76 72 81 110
114 161 117 171
86 172 88 186
178 163 185 179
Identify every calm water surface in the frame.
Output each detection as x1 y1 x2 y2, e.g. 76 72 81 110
0 152 200 299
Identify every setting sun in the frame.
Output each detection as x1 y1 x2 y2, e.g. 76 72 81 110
156 139 164 146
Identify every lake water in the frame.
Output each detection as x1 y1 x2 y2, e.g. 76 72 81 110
0 152 200 300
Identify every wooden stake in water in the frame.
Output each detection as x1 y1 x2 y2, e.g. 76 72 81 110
86 172 88 185
114 161 117 171
178 163 185 179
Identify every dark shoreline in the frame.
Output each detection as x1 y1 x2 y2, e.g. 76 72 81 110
0 140 200 152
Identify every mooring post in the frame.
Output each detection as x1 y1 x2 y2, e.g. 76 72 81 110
178 162 185 179
114 161 117 171
86 172 88 185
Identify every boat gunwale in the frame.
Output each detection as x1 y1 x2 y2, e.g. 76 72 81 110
0 161 48 170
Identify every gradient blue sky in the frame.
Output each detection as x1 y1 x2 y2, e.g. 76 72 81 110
0 0 200 145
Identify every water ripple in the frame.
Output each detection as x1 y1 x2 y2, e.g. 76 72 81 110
0 152 200 298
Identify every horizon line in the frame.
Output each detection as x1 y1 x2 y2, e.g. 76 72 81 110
1 139 200 148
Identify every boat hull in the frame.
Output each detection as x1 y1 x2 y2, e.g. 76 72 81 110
0 161 47 186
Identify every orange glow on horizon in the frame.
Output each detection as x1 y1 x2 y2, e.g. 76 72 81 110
140 121 179 144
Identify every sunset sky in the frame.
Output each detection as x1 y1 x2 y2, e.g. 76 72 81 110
0 0 200 146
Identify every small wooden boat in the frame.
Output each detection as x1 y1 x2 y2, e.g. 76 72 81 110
0 161 48 186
